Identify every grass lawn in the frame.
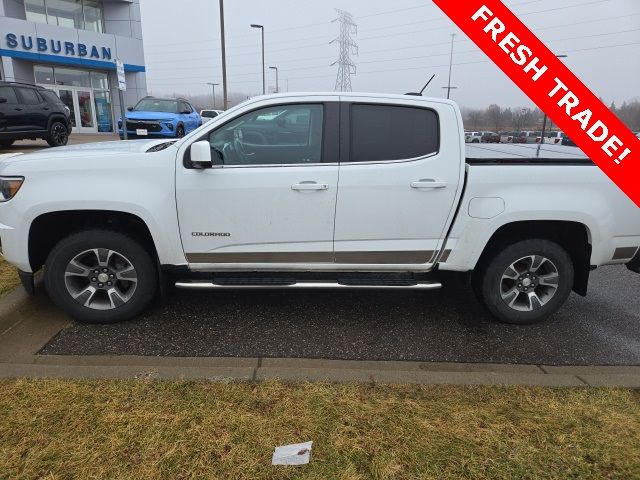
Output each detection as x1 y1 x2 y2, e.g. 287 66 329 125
0 380 638 479
0 257 19 297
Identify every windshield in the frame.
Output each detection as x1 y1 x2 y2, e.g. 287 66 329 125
134 99 179 113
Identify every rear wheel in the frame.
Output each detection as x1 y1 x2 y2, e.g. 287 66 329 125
44 230 157 324
476 239 574 324
46 121 69 147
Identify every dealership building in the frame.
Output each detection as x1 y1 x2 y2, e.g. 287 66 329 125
0 0 147 134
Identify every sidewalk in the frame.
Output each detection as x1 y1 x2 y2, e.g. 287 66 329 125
2 287 639 387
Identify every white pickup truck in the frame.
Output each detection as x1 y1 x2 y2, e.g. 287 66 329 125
1 93 639 325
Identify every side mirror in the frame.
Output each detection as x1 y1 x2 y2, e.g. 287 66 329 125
0 97 7 104
127 106 134 112
190 141 214 169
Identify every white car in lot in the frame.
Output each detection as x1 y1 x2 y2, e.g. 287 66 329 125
200 109 225 122
1 92 639 326
465 131 482 143
540 131 567 145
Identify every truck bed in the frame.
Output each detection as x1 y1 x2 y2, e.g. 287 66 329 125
466 143 593 165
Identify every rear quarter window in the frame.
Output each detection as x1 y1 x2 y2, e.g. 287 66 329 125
350 104 439 162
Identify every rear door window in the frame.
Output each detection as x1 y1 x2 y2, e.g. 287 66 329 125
349 104 439 162
17 87 42 105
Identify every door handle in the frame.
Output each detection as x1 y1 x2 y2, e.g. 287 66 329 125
410 179 447 189
291 181 329 191
14 107 23 111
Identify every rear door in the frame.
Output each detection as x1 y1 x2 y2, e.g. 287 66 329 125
333 98 464 268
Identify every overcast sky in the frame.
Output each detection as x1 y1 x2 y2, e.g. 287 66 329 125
140 0 640 109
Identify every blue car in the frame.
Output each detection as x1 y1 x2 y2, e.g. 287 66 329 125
118 97 202 139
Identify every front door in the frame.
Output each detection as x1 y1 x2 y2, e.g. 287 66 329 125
333 100 464 268
0 85 22 133
176 101 340 268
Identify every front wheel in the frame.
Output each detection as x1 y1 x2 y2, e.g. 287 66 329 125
176 125 185 138
476 239 574 324
46 121 69 147
44 230 157 324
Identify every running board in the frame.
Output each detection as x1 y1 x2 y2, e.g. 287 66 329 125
175 280 442 290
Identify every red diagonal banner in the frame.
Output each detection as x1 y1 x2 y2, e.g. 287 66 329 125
433 0 640 207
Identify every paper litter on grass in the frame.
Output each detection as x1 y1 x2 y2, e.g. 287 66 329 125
271 441 313 465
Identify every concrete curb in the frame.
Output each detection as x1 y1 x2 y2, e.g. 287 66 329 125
2 357 639 387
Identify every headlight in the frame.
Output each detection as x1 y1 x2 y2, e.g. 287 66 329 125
0 177 25 202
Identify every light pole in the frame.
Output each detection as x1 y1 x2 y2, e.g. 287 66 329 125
219 0 228 109
539 54 568 152
269 66 279 93
207 82 219 109
442 33 457 99
251 24 265 95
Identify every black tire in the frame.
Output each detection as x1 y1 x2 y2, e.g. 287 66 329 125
477 239 574 325
176 125 185 138
44 230 157 324
46 120 69 147
0 140 15 148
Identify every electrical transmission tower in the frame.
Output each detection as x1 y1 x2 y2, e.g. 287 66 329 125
331 9 358 92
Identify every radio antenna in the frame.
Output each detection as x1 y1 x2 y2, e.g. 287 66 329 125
405 74 436 96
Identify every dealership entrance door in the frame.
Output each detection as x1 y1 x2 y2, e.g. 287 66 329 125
34 65 114 134
55 87 97 134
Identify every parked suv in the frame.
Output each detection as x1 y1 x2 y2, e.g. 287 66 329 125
0 82 71 148
118 97 202 139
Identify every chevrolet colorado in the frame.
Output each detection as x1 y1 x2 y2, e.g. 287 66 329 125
0 93 638 325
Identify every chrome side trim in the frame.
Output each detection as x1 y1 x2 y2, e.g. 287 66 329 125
175 281 442 291
338 151 439 167
334 251 435 264
188 263 435 273
186 252 333 263
186 251 435 265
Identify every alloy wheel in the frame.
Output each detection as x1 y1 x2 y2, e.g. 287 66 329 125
64 248 138 310
499 255 560 312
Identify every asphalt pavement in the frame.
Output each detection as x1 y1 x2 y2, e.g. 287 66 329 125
40 265 640 366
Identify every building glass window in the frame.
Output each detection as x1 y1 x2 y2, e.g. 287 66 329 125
46 0 84 29
34 65 55 84
55 67 91 87
25 0 104 33
83 0 103 33
91 72 109 90
94 91 113 132
25 0 48 23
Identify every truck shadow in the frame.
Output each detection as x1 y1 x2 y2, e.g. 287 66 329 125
39 266 639 366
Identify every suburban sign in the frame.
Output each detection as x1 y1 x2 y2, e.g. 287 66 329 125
4 33 112 60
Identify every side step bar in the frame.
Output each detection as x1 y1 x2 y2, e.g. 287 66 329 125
175 280 442 291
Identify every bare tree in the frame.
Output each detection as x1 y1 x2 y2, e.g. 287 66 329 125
485 104 502 133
